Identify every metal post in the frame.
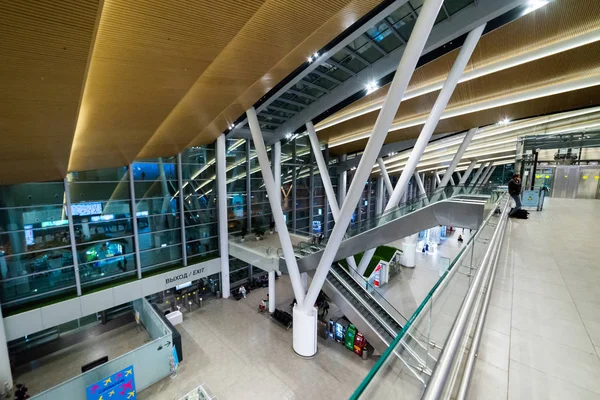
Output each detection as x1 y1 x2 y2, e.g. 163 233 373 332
439 128 478 187
303 0 445 311
339 155 347 205
292 142 297 233
376 175 384 215
128 165 142 279
531 149 539 189
216 135 230 299
246 140 252 232
177 153 188 266
414 171 427 196
268 270 276 313
482 165 497 186
459 160 477 185
475 163 493 186
247 107 306 305
64 177 82 296
385 23 485 209
470 162 489 187
377 158 394 195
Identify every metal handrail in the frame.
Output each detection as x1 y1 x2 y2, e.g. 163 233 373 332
422 195 510 400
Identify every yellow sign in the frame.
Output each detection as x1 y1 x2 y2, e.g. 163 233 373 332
565 175 568 178
545 175 550 179
535 174 540 179
595 176 599 180
583 175 588 180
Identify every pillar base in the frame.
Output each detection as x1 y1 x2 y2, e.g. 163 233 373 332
292 306 317 358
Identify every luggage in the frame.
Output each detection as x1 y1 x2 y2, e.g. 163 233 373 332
510 209 529 219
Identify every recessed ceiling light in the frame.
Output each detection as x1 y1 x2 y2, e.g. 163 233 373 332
307 56 313 63
499 118 510 126
285 133 293 139
366 81 378 94
314 52 319 59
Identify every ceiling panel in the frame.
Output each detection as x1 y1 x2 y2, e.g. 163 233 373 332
141 0 383 157
318 0 600 148
69 0 266 172
0 0 101 184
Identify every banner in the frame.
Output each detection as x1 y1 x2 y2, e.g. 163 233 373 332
86 365 136 400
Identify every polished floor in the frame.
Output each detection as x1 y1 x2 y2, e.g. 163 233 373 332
139 275 374 400
14 322 150 396
469 198 600 400
380 229 473 320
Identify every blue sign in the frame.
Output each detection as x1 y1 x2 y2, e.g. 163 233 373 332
521 190 539 208
86 365 136 400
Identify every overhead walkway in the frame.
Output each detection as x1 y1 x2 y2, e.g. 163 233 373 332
280 185 500 274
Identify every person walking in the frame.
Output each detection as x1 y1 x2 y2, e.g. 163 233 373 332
508 173 522 216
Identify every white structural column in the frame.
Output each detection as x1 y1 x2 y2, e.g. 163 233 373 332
481 165 497 185
469 161 489 187
435 173 441 185
64 177 82 296
273 142 281 232
414 172 428 200
177 153 187 266
0 307 12 390
385 23 485 209
459 160 477 185
450 175 456 186
268 270 276 313
303 0 445 313
377 158 394 195
439 127 478 187
216 135 230 299
456 172 462 182
128 165 142 279
475 163 493 186
376 175 384 215
247 107 306 306
307 122 359 271
400 234 418 268
338 155 347 205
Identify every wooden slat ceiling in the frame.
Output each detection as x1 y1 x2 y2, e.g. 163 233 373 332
69 0 382 172
319 0 600 155
0 0 101 185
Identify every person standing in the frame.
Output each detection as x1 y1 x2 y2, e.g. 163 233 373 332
508 173 522 216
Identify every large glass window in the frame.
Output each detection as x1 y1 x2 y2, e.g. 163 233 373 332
226 139 248 235
0 182 77 310
132 159 182 275
181 146 219 263
69 167 137 290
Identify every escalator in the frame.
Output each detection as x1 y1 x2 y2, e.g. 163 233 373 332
322 263 404 352
281 185 499 273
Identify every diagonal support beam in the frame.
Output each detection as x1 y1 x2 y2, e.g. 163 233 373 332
301 0 442 312
439 127 478 187
474 162 493 187
385 23 485 209
247 107 306 306
378 158 394 196
469 161 489 187
459 160 477 185
481 165 497 185
304 0 446 307
307 122 359 271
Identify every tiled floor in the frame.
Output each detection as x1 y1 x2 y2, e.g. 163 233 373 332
469 198 600 400
139 274 375 400
14 322 151 396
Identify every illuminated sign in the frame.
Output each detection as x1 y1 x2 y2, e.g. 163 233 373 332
69 202 103 216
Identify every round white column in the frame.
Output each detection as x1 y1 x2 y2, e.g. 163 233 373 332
268 270 276 313
0 306 12 391
400 234 418 268
293 305 317 357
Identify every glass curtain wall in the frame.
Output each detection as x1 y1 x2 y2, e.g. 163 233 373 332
69 167 136 291
180 146 219 263
0 182 77 309
132 158 182 275
226 139 248 236
249 141 272 233
0 147 220 313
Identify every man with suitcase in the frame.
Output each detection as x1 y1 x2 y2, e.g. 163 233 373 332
508 174 527 218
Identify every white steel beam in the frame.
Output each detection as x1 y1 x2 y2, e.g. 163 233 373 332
307 122 359 271
247 107 306 306
216 135 230 299
439 127 478 187
273 141 282 232
459 160 477 185
386 23 485 209
474 163 493 186
303 0 446 311
481 165 497 185
378 157 394 195
414 171 427 195
469 162 488 187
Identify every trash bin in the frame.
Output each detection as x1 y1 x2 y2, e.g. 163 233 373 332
362 348 369 360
